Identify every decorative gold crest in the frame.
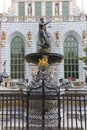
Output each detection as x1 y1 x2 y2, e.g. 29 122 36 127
38 56 49 68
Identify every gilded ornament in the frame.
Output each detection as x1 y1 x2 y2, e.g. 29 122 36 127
38 56 49 68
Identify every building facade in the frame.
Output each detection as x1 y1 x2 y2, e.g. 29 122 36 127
0 0 86 83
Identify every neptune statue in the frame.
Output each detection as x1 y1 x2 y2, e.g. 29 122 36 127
37 18 51 52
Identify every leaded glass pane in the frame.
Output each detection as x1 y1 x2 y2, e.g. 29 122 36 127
64 35 79 79
46 1 52 18
19 2 25 17
35 2 41 18
62 1 69 20
11 36 25 79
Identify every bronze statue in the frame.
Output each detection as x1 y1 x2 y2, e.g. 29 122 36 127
38 18 51 51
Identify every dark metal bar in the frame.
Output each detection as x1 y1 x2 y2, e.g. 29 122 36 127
10 95 12 130
26 91 29 130
84 96 86 129
42 79 45 130
63 95 65 130
14 96 16 130
28 94 30 129
6 96 8 130
71 95 73 129
22 94 25 130
79 96 83 129
67 95 69 129
1 96 4 130
58 89 61 129
18 95 21 130
75 96 78 130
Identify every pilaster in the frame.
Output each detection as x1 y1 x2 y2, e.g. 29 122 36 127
59 0 62 16
52 0 55 16
0 24 2 72
32 0 35 20
73 0 76 6
0 43 2 72
42 0 45 18
0 62 2 72
25 0 28 16
14 0 18 16
69 0 73 16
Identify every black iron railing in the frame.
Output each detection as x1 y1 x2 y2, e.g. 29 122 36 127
0 89 87 130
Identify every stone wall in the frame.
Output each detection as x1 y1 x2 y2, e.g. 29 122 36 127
1 20 85 82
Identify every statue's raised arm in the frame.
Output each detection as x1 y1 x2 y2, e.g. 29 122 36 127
43 20 51 26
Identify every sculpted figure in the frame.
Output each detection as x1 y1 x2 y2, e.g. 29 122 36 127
55 3 59 16
28 3 32 16
83 30 87 40
28 31 32 41
55 31 59 41
2 31 6 41
38 18 51 50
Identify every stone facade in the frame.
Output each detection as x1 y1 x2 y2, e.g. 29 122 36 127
0 0 86 83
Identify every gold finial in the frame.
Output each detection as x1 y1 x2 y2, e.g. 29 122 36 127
38 56 49 68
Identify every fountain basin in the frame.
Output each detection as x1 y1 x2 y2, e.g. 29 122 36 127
25 52 63 65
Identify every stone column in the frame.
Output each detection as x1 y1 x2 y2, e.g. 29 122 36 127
59 0 62 20
14 0 18 16
73 0 76 6
0 23 2 72
25 0 28 16
42 0 45 18
69 0 73 16
32 0 35 20
52 0 55 16
69 0 73 21
59 0 62 16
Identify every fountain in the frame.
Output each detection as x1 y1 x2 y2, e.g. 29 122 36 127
25 18 63 65
25 18 63 129
25 18 63 90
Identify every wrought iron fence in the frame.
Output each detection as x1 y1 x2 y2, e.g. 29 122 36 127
0 89 87 130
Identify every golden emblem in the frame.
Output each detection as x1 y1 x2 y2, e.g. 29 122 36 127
38 56 49 68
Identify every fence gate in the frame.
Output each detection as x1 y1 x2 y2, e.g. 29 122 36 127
25 80 61 130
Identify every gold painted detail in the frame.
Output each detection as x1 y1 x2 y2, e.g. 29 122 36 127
38 56 49 68
1 31 6 41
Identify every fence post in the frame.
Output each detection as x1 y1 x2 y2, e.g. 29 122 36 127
42 79 45 130
58 88 61 129
26 91 29 130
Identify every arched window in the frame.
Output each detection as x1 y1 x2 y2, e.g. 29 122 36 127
11 36 25 79
64 35 79 79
